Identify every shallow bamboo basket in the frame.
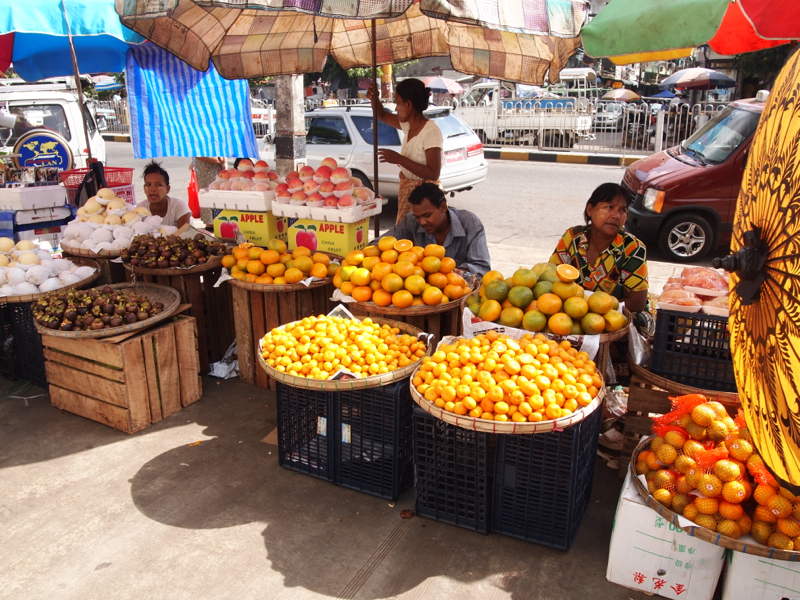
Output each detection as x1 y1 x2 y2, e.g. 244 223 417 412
630 435 800 561
627 355 740 404
0 258 101 304
257 316 433 391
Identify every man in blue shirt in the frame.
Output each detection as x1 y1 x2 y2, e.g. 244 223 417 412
377 183 491 277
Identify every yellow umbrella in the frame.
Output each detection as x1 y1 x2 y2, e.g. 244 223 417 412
716 48 800 492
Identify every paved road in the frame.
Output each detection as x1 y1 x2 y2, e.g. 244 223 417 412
105 143 723 293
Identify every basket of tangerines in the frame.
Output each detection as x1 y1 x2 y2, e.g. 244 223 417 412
630 394 800 560
332 237 476 313
409 329 604 433
462 262 631 342
258 307 432 391
221 239 341 292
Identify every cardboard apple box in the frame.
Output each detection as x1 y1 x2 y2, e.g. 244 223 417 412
212 209 288 246
287 217 369 257
606 473 725 600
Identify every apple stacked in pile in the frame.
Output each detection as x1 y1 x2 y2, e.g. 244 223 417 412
274 157 374 210
208 159 280 192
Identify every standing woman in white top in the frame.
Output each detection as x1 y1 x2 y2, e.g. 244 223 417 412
367 79 443 224
138 160 192 228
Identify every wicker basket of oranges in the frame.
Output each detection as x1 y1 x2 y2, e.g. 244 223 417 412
409 331 604 434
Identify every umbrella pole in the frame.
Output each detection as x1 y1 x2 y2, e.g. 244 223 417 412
61 0 94 167
372 18 380 239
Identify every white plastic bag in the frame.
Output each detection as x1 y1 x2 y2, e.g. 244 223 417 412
208 341 239 379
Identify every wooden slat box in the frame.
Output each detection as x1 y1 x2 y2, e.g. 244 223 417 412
45 316 203 434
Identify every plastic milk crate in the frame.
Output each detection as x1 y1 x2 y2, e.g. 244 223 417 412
276 380 415 501
334 380 414 501
491 399 603 550
412 406 493 534
651 309 736 393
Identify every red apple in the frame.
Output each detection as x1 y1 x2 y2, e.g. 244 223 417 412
291 191 307 202
314 165 332 181
208 181 221 190
230 180 244 191
321 157 338 169
228 168 241 178
253 171 269 181
323 196 339 207
252 182 270 192
287 178 303 190
277 191 291 201
319 181 336 195
238 158 254 171
217 170 231 180
307 192 324 204
275 183 289 194
286 170 300 180
335 181 354 192
267 171 280 181
330 167 351 183
254 160 269 172
352 187 372 202
303 179 320 193
299 165 315 179
240 170 255 179
337 195 355 208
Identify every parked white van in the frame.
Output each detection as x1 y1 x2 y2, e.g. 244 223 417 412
0 77 106 169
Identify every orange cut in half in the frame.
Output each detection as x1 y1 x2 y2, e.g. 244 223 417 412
556 263 580 283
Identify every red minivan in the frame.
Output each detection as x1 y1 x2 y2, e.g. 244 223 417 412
623 95 767 262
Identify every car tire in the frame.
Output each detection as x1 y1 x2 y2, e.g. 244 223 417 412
350 170 373 191
658 213 715 262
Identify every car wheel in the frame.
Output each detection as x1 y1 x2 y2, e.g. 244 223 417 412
350 170 373 191
658 214 714 262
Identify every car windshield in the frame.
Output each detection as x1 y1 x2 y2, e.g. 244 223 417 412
681 105 761 165
351 116 401 146
0 104 71 147
425 111 469 139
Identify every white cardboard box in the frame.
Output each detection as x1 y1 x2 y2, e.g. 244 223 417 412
722 549 800 600
198 189 273 212
607 473 725 600
0 184 68 211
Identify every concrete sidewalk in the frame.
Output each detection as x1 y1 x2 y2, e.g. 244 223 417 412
1 374 650 600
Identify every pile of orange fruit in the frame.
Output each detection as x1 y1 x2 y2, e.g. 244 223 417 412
638 395 800 549
261 315 427 380
466 262 628 335
222 239 337 285
413 331 601 422
332 237 472 308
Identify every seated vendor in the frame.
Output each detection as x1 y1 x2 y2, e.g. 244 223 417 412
377 183 491 277
550 183 649 315
138 160 192 229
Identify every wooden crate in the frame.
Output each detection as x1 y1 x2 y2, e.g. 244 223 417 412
44 315 203 434
619 373 740 478
232 282 335 390
127 267 235 375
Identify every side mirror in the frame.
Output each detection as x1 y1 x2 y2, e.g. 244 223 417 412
263 133 274 145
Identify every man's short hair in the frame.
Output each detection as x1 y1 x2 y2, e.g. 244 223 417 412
143 160 170 185
409 183 446 208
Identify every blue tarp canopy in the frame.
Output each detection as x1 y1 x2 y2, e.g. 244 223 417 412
651 89 676 98
126 44 259 159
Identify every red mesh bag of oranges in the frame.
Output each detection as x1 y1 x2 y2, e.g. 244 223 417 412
637 394 800 549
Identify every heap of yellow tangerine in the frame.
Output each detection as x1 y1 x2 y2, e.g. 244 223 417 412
222 239 337 285
332 237 472 309
413 331 602 422
261 315 427 380
466 262 628 336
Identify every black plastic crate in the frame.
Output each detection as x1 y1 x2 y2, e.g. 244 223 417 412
276 382 333 481
651 309 735 392
8 302 46 387
0 304 17 380
413 407 493 533
333 380 414 501
491 401 602 550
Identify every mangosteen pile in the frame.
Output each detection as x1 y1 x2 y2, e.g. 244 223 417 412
120 233 229 269
33 285 166 332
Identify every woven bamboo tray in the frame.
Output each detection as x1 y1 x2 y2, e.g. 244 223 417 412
33 282 182 339
410 373 604 434
627 355 740 405
61 245 122 259
460 291 631 343
350 295 464 316
629 435 800 561
0 258 101 305
123 254 223 276
230 276 332 293
256 316 433 391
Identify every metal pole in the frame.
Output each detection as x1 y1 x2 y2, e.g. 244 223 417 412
372 18 380 239
61 0 94 167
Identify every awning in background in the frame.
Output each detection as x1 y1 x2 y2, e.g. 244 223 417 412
125 43 259 160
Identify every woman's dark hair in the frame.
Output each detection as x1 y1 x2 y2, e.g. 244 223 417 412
143 160 170 185
395 78 430 114
584 182 631 223
409 183 446 208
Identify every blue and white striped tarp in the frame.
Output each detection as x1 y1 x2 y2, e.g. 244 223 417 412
126 44 259 160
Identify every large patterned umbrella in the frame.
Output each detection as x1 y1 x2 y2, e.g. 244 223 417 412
581 0 799 65
114 0 585 85
716 48 800 492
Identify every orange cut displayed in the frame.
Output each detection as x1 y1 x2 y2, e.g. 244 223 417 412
394 239 413 252
556 263 580 283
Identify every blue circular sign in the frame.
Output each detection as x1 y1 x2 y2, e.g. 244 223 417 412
13 130 73 170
